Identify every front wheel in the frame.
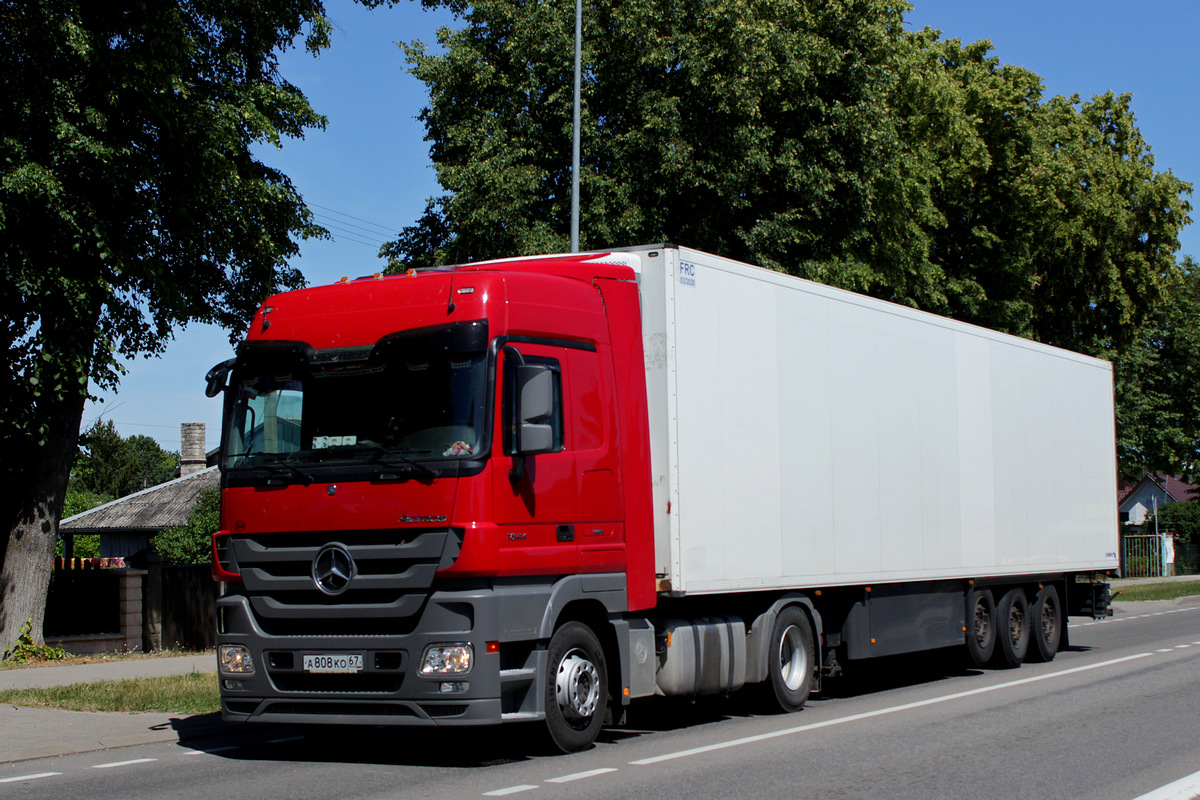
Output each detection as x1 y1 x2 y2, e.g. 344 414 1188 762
764 606 814 713
544 622 608 753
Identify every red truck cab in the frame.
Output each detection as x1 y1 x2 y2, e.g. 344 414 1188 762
208 253 654 751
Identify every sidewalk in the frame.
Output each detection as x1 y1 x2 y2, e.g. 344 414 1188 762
1112 573 1200 586
0 653 236 764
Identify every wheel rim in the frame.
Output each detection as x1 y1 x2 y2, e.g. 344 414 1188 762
973 599 991 647
1040 598 1057 642
555 648 600 722
777 624 807 691
1008 603 1025 643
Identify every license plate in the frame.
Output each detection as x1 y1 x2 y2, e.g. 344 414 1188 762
303 654 364 674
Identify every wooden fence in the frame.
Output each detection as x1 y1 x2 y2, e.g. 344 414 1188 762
44 561 216 653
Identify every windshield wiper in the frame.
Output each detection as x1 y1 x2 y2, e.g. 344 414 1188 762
255 453 316 485
359 443 440 480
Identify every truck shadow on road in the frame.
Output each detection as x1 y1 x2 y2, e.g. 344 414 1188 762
182 644 1097 768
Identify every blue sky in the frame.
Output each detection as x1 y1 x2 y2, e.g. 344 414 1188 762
83 0 1199 453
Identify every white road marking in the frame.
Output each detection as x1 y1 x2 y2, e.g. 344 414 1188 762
630 652 1156 766
185 745 240 756
483 785 538 796
92 758 157 769
1076 606 1200 627
545 768 619 783
1131 767 1200 800
267 736 305 744
0 772 61 783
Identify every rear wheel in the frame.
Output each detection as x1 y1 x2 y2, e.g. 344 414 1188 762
765 606 814 713
544 622 608 753
965 587 996 667
1028 585 1062 663
993 588 1030 668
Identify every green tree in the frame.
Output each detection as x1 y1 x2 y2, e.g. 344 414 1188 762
1147 499 1200 554
127 435 182 493
388 2 1193 475
71 421 180 499
72 420 138 500
155 488 220 565
62 490 112 520
1113 258 1200 479
0 0 334 659
894 35 1191 354
387 0 941 303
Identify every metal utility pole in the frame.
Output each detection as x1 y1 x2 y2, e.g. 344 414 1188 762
570 0 582 252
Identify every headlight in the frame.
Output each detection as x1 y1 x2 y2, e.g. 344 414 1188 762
419 643 473 675
219 644 256 674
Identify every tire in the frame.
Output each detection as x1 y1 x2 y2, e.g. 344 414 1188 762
993 588 1030 668
1028 584 1062 663
544 622 608 753
765 606 814 713
965 587 996 667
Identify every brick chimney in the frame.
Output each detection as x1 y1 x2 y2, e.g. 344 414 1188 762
181 422 207 476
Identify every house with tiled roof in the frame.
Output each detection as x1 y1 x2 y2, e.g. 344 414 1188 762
1117 474 1198 527
50 424 218 654
59 465 218 558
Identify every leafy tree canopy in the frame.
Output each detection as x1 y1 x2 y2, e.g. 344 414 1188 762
0 0 349 657
385 0 1193 476
1114 258 1200 479
71 420 179 500
1148 497 1200 546
155 488 220 565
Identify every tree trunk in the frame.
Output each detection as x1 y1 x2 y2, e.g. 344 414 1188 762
0 390 87 658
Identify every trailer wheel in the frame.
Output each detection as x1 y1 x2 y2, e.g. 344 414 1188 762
1028 585 1062 663
543 622 608 753
993 588 1030 668
765 606 814 713
965 587 996 667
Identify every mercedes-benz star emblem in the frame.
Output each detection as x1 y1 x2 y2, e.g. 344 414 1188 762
312 544 356 595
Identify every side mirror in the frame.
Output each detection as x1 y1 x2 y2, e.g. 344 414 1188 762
514 365 555 455
205 358 236 398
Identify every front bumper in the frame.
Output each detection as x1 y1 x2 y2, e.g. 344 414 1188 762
216 584 542 727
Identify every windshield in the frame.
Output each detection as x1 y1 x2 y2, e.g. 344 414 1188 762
224 323 489 470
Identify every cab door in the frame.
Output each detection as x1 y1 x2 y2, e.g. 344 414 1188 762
492 342 579 573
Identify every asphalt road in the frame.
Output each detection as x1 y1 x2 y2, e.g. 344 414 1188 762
4 599 1199 800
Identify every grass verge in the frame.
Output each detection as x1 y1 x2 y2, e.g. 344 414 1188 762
0 648 214 671
0 672 220 715
1111 580 1200 602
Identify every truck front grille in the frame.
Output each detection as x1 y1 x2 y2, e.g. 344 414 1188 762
229 528 461 636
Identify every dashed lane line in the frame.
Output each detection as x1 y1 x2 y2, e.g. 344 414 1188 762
1076 606 1200 627
482 785 539 796
92 758 157 769
1131 767 1200 800
0 772 61 783
184 745 240 756
545 768 619 783
628 652 1157 766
